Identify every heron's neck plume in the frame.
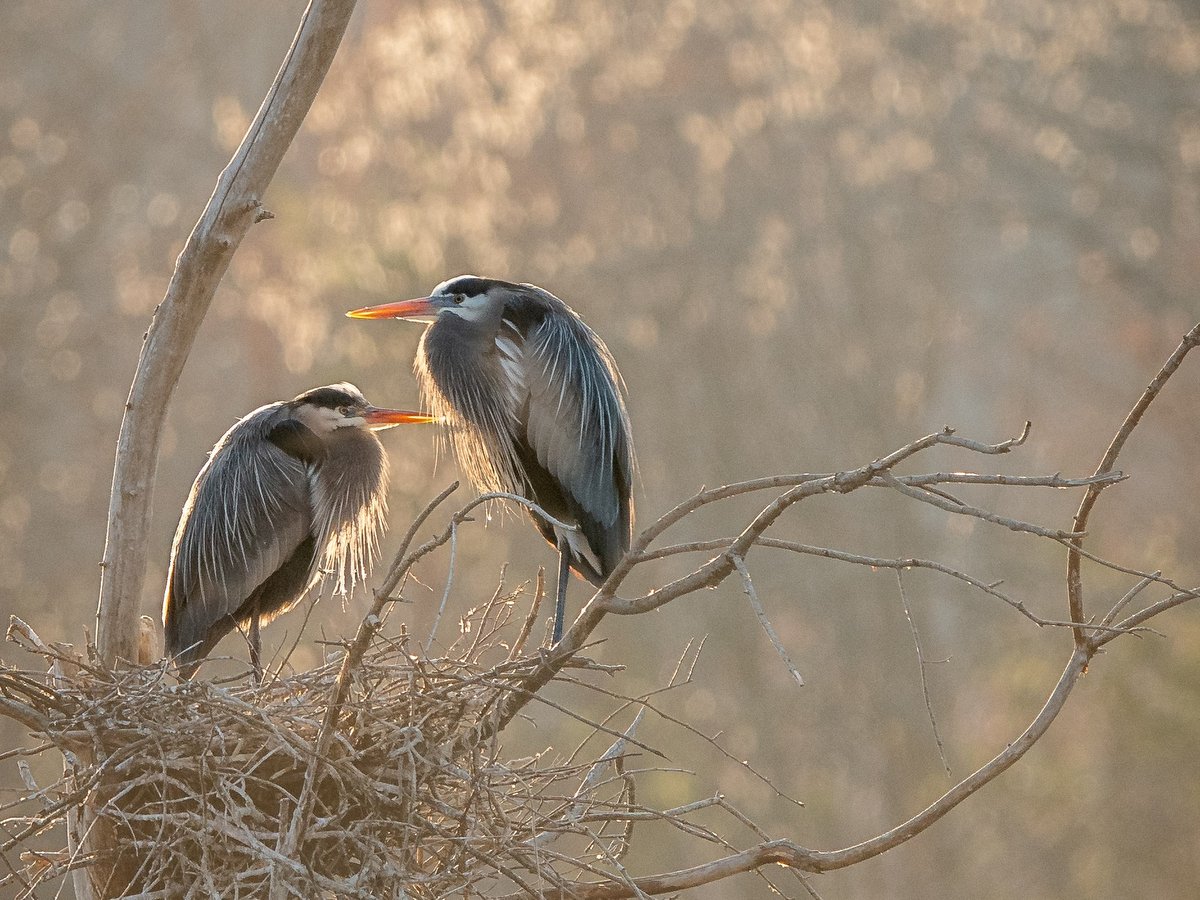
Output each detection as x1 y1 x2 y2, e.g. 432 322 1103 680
415 313 526 498
311 428 389 598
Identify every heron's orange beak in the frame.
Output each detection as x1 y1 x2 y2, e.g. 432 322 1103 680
361 407 437 429
346 297 437 320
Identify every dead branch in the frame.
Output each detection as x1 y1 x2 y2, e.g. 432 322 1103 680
457 328 1200 893
731 555 804 687
533 648 1091 900
96 0 360 668
481 421 1062 740
78 5 361 895
5 326 1200 897
895 570 950 777
1067 322 1200 646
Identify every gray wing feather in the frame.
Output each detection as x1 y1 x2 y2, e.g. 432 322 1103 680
308 428 389 597
524 313 633 527
163 405 313 656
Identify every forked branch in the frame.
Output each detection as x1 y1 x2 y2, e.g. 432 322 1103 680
1067 322 1200 648
460 326 1200 895
5 326 1200 898
483 422 1054 739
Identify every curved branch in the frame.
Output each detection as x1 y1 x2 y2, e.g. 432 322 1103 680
96 0 361 667
475 413 1173 895
1067 322 1200 648
481 425 1038 741
548 648 1090 898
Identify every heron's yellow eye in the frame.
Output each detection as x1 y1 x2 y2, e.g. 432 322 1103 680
337 405 352 416
453 294 465 304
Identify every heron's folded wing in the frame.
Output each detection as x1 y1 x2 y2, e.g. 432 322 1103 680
523 314 634 532
164 414 313 653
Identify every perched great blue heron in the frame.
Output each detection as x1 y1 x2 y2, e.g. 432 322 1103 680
347 276 635 643
162 383 433 678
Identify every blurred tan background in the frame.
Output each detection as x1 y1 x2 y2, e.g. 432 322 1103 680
4 0 1200 896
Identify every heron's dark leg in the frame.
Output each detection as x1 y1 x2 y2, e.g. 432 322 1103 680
248 608 263 683
553 533 571 644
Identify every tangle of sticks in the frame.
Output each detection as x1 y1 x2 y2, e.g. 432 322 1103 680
2 323 1199 898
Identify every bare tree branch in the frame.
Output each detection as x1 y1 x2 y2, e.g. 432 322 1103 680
891 472 1125 489
895 570 950 778
879 472 1082 540
1067 322 1200 647
541 648 1090 898
640 537 1048 623
8 320 1200 895
96 0 361 668
463 340 1200 893
481 423 1041 740
1093 585 1200 649
731 555 804 687
1099 572 1160 629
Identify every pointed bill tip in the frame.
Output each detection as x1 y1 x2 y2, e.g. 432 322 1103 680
345 306 390 320
345 297 437 320
362 407 437 427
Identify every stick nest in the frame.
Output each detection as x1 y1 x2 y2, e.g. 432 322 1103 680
0 588 650 899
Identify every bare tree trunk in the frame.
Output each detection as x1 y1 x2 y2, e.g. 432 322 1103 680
95 0 359 669
85 2 359 895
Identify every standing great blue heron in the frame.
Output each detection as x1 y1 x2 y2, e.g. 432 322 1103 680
162 383 433 678
347 276 635 643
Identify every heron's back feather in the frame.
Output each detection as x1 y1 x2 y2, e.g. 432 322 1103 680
416 286 634 579
163 403 313 668
162 401 390 673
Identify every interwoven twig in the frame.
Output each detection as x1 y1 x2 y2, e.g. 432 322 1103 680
0 597 666 899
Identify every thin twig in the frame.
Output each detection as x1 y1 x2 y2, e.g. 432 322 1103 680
424 521 459 652
466 565 509 661
1094 585 1200 648
880 472 1081 540
731 556 804 688
892 471 1124 489
896 571 950 778
638 538 1053 624
1099 572 1160 629
375 481 461 597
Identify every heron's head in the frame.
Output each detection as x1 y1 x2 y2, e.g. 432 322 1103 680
345 275 522 325
290 383 435 433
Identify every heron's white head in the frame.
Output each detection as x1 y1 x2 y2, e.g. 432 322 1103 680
290 383 434 433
